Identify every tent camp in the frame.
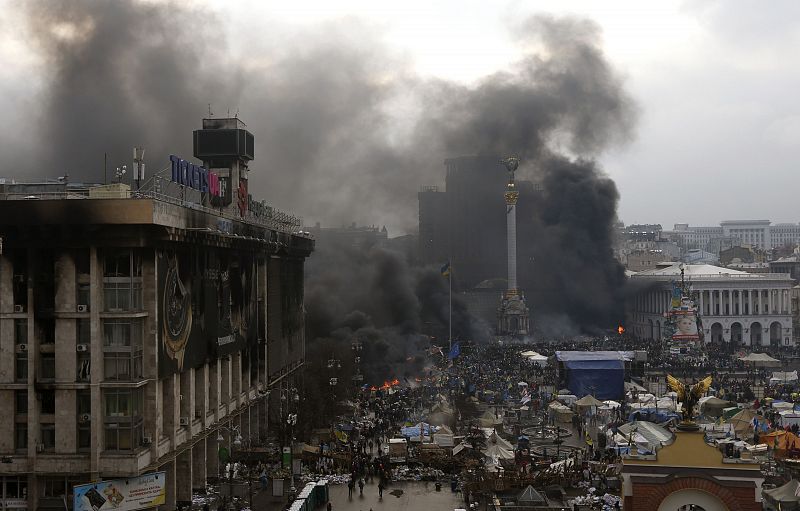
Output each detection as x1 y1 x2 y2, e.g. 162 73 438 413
763 479 800 511
739 352 781 367
556 351 626 400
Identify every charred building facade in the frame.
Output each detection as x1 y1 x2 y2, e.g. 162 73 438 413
0 119 313 511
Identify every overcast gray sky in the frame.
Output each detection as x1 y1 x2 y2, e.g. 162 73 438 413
0 0 798 231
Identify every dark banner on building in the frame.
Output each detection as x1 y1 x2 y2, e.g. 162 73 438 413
158 248 258 376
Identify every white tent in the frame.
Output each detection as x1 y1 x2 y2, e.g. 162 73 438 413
771 371 799 384
433 425 454 447
739 352 781 367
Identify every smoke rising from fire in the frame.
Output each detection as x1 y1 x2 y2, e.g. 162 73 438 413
5 1 637 344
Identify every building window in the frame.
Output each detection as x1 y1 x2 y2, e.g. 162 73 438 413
77 319 91 382
40 390 55 415
103 388 144 451
14 319 28 382
103 319 143 381
40 352 56 380
4 475 28 500
40 423 55 451
15 391 27 414
14 423 27 451
77 390 91 450
103 250 143 311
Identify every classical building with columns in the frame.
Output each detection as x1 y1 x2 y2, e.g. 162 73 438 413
0 119 314 511
627 263 793 346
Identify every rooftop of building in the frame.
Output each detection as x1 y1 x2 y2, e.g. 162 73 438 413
632 262 790 280
0 178 310 238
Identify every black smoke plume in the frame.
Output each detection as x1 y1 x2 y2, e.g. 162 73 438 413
6 2 637 348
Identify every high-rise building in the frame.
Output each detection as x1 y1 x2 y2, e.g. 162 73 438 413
0 119 313 511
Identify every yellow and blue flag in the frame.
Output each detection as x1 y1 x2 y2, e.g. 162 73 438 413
441 261 451 277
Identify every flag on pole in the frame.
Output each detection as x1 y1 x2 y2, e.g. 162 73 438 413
448 342 460 360
440 261 451 277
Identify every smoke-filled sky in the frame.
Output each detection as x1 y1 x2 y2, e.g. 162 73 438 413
1 0 797 231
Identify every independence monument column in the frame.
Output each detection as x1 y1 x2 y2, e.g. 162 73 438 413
497 157 531 338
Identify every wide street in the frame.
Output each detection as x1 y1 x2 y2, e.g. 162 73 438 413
327 481 464 511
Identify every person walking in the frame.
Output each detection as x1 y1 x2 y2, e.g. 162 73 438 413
378 480 385 499
358 478 365 496
348 478 354 499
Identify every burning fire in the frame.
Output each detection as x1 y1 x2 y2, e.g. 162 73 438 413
618 325 625 335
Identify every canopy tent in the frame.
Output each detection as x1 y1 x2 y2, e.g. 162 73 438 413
739 352 781 367
760 430 800 450
483 443 515 460
617 421 674 450
699 397 734 417
576 395 605 408
624 381 648 393
478 410 502 428
520 350 538 357
763 479 800 511
726 408 763 437
603 400 622 409
771 371 799 384
556 352 625 400
433 425 454 447
772 400 795 411
487 431 514 450
517 486 548 506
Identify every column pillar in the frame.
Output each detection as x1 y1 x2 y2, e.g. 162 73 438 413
748 290 753 316
739 289 744 317
176 449 193 505
759 290 763 316
699 290 705 316
161 460 177 511
710 289 715 316
206 435 220 483
769 289 773 315
192 437 207 491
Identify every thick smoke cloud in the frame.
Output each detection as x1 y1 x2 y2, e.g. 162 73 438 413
304 236 487 385
7 1 637 349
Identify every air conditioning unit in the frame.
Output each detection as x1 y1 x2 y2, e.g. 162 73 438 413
77 304 88 313
13 305 24 313
78 413 91 423
142 436 152 446
16 344 27 352
179 417 190 427
76 344 89 352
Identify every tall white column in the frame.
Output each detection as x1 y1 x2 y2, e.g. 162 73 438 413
699 290 705 315
759 290 763 316
710 289 715 316
738 289 743 316
506 199 517 292
748 290 753 316
769 289 773 315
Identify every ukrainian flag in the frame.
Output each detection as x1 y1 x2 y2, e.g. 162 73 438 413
441 261 451 277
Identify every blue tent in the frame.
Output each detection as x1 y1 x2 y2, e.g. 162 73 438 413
556 352 627 400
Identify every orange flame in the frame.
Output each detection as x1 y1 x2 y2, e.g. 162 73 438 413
391 378 400 386
618 325 625 335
